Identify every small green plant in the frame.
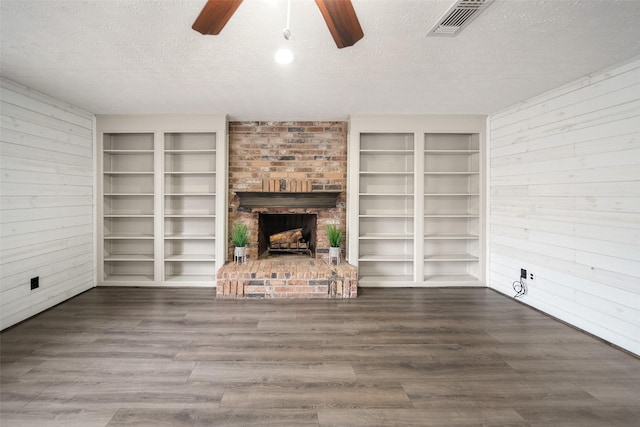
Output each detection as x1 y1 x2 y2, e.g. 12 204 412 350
325 224 343 248
231 223 249 247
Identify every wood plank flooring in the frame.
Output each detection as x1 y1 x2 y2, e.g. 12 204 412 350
1 287 639 426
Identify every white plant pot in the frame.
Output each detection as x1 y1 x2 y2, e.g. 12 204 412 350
329 246 341 265
234 246 247 264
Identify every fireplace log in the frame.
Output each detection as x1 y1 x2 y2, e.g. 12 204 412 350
269 228 303 247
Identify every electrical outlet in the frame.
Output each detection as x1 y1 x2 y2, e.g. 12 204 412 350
30 276 39 290
520 268 526 279
529 272 535 281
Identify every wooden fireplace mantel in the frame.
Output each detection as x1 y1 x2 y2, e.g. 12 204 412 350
236 191 341 209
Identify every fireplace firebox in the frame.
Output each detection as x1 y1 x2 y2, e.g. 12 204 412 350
258 213 317 258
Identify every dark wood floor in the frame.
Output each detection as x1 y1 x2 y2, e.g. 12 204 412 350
1 287 639 427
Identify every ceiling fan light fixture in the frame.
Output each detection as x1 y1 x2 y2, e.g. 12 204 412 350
192 0 364 50
274 0 294 64
274 48 294 64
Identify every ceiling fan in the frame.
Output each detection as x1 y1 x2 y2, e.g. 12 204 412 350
192 0 364 49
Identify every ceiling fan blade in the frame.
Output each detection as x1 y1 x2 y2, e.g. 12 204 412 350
315 0 364 49
192 0 243 35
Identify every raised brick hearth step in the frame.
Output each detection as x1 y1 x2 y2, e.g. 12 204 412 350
216 256 358 299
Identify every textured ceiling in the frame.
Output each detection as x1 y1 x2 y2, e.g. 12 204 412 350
1 0 640 120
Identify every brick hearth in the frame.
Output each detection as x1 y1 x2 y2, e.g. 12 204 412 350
217 257 357 299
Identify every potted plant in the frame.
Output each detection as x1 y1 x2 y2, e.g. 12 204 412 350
231 222 249 263
325 224 343 264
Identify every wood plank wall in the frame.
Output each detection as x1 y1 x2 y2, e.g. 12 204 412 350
488 59 640 355
0 78 95 330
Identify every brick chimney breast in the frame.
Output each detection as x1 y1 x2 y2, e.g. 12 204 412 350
228 121 347 261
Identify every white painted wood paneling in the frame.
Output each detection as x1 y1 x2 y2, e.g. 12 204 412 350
488 59 640 355
0 78 95 330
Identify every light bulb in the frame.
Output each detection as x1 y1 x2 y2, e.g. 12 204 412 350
274 48 294 64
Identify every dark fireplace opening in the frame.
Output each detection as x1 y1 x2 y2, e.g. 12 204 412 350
258 213 317 258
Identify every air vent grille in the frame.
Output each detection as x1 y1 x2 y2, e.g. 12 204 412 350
428 0 493 36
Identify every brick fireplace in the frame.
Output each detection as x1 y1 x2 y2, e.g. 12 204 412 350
227 121 348 261
216 121 357 298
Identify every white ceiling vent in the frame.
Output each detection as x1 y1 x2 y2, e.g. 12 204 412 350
428 0 494 36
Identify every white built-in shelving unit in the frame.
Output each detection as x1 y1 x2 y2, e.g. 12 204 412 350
97 116 227 287
102 133 156 282
358 133 416 285
348 115 486 287
163 132 217 283
423 133 481 284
